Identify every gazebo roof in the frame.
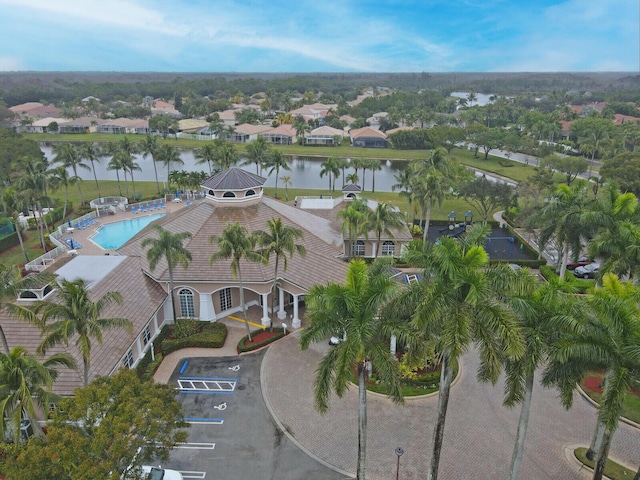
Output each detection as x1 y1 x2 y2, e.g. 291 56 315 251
201 167 266 190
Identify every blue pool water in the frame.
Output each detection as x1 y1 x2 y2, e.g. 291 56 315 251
91 213 165 249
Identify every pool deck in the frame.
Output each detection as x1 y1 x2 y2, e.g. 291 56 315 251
52 200 191 261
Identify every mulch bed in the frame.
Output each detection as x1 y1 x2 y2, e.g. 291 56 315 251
583 373 640 398
243 329 281 346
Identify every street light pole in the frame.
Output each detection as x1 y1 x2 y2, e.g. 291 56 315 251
395 447 404 480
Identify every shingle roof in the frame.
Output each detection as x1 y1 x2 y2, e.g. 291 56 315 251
201 167 266 190
118 197 348 289
0 257 167 396
349 126 387 139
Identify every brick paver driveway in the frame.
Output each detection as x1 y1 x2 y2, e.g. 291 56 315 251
262 333 640 480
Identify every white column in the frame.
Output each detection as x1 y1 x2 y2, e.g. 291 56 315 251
292 295 301 329
261 293 270 326
277 287 287 319
390 335 397 356
199 292 216 321
162 296 173 325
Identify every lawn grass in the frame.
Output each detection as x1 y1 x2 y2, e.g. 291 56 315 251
574 447 635 479
580 371 640 425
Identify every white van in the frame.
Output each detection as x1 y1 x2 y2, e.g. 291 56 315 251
141 465 184 480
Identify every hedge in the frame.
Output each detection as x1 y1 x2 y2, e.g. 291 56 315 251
0 232 18 253
161 322 227 355
237 327 286 353
26 206 66 229
539 265 593 293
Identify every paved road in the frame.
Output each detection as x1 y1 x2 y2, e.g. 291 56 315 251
262 333 640 480
164 352 349 480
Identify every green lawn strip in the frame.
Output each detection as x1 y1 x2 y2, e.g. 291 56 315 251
580 371 640 425
574 447 635 479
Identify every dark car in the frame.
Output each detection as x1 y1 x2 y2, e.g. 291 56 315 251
566 254 590 271
573 262 600 279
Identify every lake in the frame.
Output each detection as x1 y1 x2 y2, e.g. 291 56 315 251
41 145 408 192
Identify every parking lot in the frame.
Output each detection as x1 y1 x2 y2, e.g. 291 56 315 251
160 351 349 479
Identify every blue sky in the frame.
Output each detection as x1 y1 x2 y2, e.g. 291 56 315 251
0 0 637 72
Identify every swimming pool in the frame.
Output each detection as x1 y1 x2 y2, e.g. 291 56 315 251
90 213 165 250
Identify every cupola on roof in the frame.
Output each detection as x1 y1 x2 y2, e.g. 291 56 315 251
202 167 266 190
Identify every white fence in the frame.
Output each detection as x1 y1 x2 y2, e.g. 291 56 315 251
176 133 215 141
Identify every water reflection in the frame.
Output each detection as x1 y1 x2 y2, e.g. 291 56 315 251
41 146 407 192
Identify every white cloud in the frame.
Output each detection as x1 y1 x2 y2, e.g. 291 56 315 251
0 56 24 71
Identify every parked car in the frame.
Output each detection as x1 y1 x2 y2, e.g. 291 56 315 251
566 254 591 270
573 262 600 279
142 466 183 480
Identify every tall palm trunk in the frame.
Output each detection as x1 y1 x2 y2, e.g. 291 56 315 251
423 197 433 243
270 256 280 333
152 157 160 194
238 268 252 342
0 326 10 354
357 363 368 480
130 169 137 199
38 201 51 237
586 421 605 461
91 161 101 198
114 170 122 196
14 218 29 263
72 165 85 206
509 371 534 480
593 431 613 480
371 170 376 193
83 356 90 386
123 169 130 198
168 267 177 324
33 203 45 251
62 185 69 227
428 353 454 480
558 243 570 282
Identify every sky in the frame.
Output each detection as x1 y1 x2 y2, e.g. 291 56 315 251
0 0 637 73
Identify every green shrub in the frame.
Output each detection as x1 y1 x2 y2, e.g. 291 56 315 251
408 224 423 236
161 322 227 355
539 265 592 293
139 353 163 382
237 327 286 353
174 319 204 339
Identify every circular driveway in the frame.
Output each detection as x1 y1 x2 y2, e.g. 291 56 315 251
261 333 640 479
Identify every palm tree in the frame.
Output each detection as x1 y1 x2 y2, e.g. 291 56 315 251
142 225 193 324
280 175 292 201
244 136 271 175
338 200 368 261
0 265 54 354
140 135 162 193
502 274 580 480
30 279 132 386
158 144 184 193
210 223 266 341
336 157 350 185
265 151 290 199
320 157 340 192
52 143 89 206
194 143 217 175
13 156 52 250
107 150 126 197
215 141 238 170
346 172 359 185
366 159 382 192
80 143 102 198
528 182 589 281
48 166 77 229
361 202 405 257
0 188 30 263
118 137 141 200
407 234 524 480
300 259 403 480
255 218 306 331
413 169 446 243
392 166 415 222
0 346 75 443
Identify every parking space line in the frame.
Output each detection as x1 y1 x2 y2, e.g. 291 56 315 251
185 417 224 425
176 442 216 450
180 472 206 479
177 378 237 393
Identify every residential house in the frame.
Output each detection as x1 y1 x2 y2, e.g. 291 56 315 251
305 125 346 146
261 124 297 145
230 123 273 143
350 126 388 148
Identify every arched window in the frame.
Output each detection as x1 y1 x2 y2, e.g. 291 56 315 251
245 189 256 196
222 191 236 198
18 291 38 299
178 288 195 318
382 241 396 256
208 189 214 196
351 240 365 257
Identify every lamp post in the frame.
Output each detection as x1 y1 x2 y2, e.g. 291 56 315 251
448 211 457 230
395 447 404 480
464 210 474 225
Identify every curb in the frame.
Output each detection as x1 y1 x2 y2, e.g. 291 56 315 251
576 384 640 430
260 331 355 479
